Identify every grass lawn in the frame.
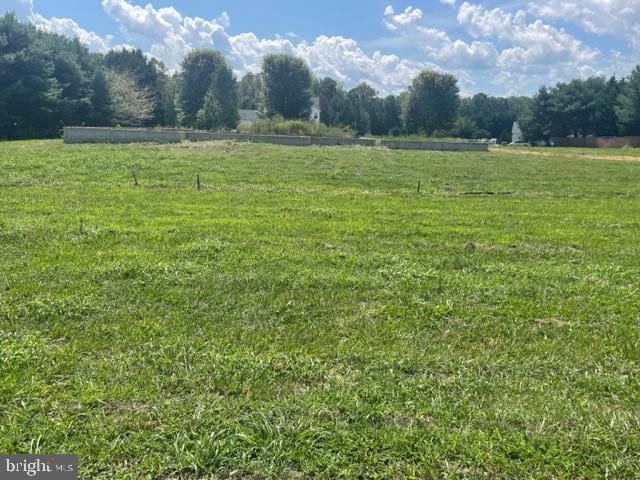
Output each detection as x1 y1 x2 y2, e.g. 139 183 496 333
492 145 640 158
1 140 639 479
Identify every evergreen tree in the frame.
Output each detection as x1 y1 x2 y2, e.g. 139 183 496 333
87 69 113 126
617 67 640 135
0 13 101 138
519 87 554 144
460 93 518 141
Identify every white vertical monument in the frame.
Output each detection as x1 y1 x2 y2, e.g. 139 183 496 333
511 122 524 144
310 97 321 125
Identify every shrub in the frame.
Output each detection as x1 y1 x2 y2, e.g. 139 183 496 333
239 118 353 137
389 126 403 137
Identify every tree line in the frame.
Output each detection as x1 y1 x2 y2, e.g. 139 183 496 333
2 12 640 142
520 73 640 143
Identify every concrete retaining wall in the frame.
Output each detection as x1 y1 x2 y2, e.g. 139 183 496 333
185 131 250 142
381 140 488 152
64 127 192 144
311 136 340 146
64 127 488 152
251 134 312 146
339 138 377 147
64 127 252 144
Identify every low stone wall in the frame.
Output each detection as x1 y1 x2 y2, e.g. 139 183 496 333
186 131 251 142
339 138 377 147
63 127 489 152
381 140 488 152
251 134 312 146
64 127 192 144
311 137 340 146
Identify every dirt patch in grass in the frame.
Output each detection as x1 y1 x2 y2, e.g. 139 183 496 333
535 318 572 327
492 147 640 162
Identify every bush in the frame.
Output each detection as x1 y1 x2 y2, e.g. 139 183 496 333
389 126 403 137
453 116 476 139
472 128 492 139
239 117 353 137
433 129 453 138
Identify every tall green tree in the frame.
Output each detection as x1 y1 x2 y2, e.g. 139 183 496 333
179 49 238 129
158 73 177 127
519 76 622 142
348 83 378 135
405 70 460 136
519 87 554 144
87 68 113 126
238 72 264 111
460 93 517 141
328 89 353 127
594 77 621 136
382 95 401 135
262 54 312 119
369 97 386 135
617 67 640 135
0 13 57 138
202 65 239 129
318 77 339 125
0 13 101 139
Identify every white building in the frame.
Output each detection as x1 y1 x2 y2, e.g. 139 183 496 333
511 122 524 144
310 97 321 125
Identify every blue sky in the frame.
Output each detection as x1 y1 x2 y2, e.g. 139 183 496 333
2 0 639 96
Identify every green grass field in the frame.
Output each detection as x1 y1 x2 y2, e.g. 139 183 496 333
1 140 639 479
492 145 640 158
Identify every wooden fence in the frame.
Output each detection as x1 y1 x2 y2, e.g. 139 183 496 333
552 136 640 148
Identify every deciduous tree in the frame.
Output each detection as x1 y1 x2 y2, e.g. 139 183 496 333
238 72 264 111
405 71 460 136
107 70 156 126
262 54 312 120
179 49 238 129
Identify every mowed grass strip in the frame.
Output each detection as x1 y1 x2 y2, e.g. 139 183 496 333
1 140 639 479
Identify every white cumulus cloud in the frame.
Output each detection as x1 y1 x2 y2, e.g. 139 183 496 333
2 0 639 96
383 5 423 31
99 0 427 93
32 14 114 52
457 2 599 73
532 0 640 50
